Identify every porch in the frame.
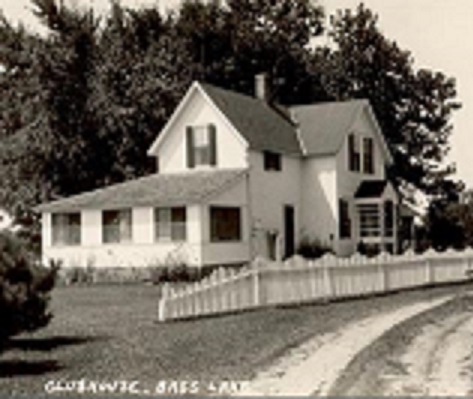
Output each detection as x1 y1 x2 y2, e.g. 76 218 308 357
38 169 251 268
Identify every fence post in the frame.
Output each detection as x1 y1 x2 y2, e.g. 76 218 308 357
158 283 169 322
425 256 433 285
378 262 387 292
252 267 260 307
323 266 333 298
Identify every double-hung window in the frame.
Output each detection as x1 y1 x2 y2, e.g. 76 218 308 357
384 200 394 237
155 207 187 241
102 209 132 243
186 124 217 167
52 213 81 246
263 151 282 171
339 199 351 239
210 206 241 242
348 134 361 172
363 137 375 174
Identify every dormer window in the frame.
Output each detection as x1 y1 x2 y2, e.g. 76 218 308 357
264 151 282 171
186 124 217 168
348 134 360 172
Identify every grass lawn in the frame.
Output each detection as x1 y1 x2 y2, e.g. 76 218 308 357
1 282 472 396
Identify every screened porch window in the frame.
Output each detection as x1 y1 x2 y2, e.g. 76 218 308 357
210 206 241 242
52 213 81 246
358 204 380 238
102 209 132 243
155 207 187 241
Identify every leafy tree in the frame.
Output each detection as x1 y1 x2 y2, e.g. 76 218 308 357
0 231 57 348
173 0 327 103
91 2 192 182
316 4 461 198
0 12 46 250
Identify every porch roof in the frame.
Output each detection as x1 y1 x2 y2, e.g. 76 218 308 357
35 169 247 213
355 180 389 199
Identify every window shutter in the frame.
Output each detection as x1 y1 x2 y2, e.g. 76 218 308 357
347 135 352 171
208 123 217 166
186 127 195 168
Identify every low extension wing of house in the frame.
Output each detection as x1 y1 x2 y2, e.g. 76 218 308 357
36 75 399 268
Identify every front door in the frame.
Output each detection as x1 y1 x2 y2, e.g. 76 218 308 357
284 205 295 258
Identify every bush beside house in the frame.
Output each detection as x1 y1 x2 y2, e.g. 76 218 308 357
0 231 57 349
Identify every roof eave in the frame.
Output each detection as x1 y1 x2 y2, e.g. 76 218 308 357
147 81 201 156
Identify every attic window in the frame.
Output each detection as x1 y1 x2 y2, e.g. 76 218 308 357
348 134 360 172
187 124 217 168
264 151 282 171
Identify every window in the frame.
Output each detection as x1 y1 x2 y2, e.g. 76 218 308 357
186 124 217 167
102 209 132 243
264 151 282 171
384 200 394 237
52 213 81 246
155 207 187 241
348 134 360 172
358 204 380 237
339 199 351 239
210 206 241 242
363 137 375 174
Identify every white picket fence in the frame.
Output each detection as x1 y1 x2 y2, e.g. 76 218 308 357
157 248 473 322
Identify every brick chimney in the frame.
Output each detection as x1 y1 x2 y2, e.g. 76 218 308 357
255 73 269 102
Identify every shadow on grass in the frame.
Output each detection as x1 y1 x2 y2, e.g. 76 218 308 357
7 335 107 352
0 359 63 378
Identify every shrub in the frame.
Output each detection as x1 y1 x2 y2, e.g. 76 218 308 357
0 231 57 348
149 264 207 284
296 237 333 259
357 241 380 257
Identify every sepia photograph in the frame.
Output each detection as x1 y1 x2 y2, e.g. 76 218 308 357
1 0 473 396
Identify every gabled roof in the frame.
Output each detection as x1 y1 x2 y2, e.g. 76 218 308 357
199 83 302 155
35 169 247 213
354 180 389 199
289 100 368 156
147 81 393 162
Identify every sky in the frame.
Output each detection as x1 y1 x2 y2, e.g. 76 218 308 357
2 0 473 187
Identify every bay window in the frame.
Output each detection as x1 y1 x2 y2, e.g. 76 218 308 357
358 204 380 238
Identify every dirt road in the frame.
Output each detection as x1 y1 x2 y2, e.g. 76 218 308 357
332 293 473 396
238 294 456 396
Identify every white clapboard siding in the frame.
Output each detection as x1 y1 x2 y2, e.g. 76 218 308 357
158 249 473 321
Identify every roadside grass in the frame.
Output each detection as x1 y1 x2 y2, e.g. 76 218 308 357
328 292 473 396
1 282 472 396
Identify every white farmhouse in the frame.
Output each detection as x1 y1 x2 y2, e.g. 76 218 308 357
35 75 399 268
